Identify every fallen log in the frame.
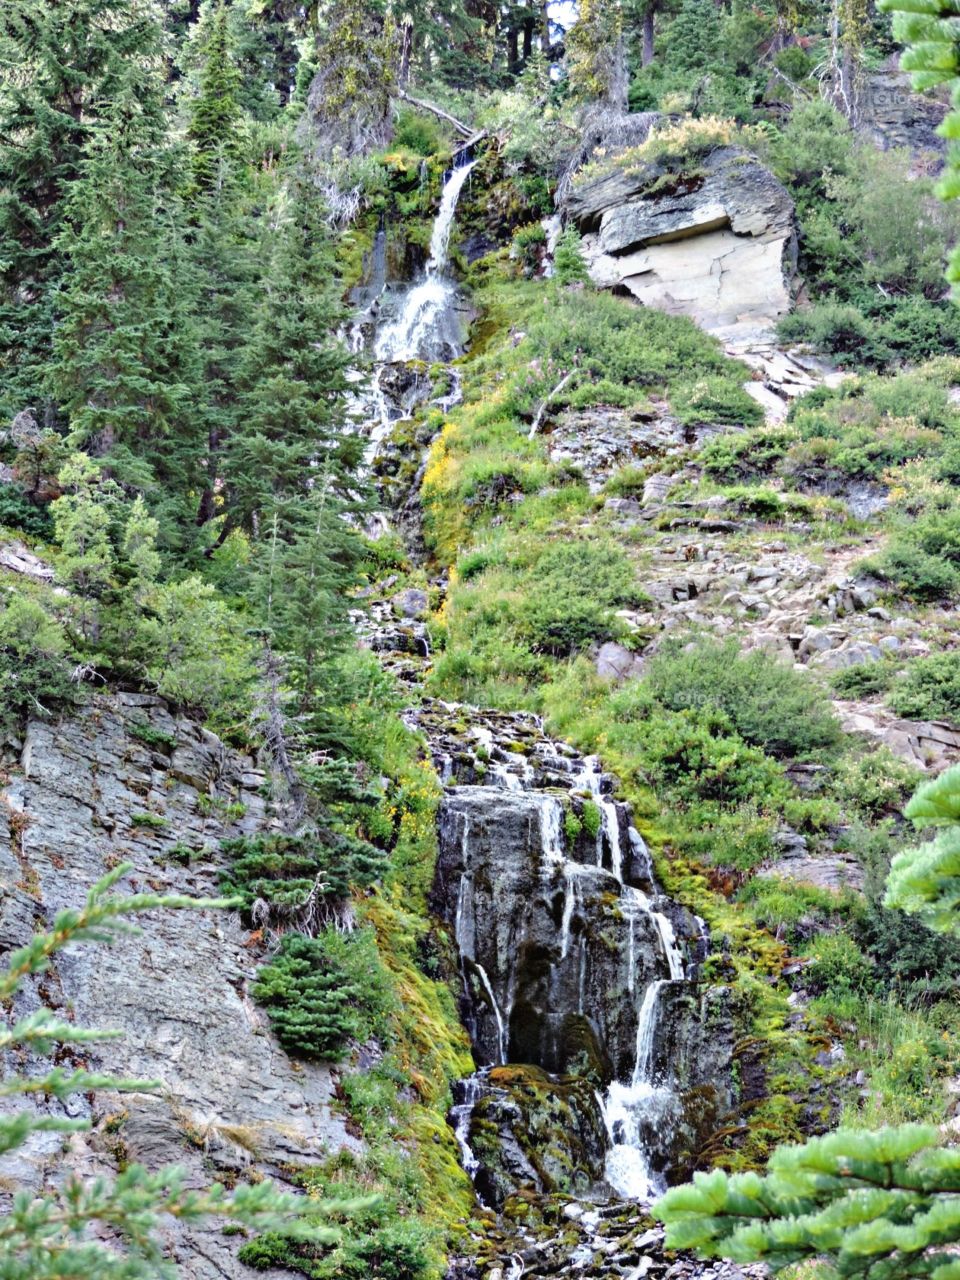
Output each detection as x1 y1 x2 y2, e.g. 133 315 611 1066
398 90 475 139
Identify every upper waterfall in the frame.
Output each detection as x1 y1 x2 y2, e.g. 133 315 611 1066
375 156 479 363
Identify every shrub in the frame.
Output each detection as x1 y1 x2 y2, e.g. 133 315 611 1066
832 748 921 818
220 831 386 927
699 428 792 483
860 903 960 1004
518 539 645 656
644 637 841 757
635 705 788 810
252 928 393 1060
391 107 444 156
670 374 763 427
831 662 896 699
869 540 960 601
871 508 960 601
801 932 874 999
552 226 589 285
512 221 547 276
889 651 960 723
777 303 887 366
0 483 53 538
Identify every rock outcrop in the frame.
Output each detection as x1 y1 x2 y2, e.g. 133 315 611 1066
567 146 796 340
0 695 356 1279
859 68 949 164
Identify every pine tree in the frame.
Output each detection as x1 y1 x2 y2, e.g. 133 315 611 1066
185 0 246 197
224 170 362 535
0 0 168 425
45 76 202 506
252 932 361 1058
0 863 351 1278
180 0 263 535
658 763 960 1278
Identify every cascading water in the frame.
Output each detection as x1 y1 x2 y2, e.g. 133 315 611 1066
349 154 478 470
420 701 701 1209
375 156 479 364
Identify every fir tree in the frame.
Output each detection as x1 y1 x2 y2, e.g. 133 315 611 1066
185 0 246 197
0 0 168 425
224 171 362 534
45 77 202 506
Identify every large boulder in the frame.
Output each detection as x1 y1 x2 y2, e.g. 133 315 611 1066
566 145 796 338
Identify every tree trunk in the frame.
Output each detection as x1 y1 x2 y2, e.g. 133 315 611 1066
642 7 655 66
507 25 519 72
540 2 551 51
522 18 534 62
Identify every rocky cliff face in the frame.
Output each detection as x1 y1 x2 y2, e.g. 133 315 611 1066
567 147 796 341
0 695 356 1279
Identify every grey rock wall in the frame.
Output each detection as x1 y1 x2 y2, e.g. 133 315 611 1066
0 693 357 1278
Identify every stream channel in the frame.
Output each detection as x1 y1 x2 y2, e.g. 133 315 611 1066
349 155 739 1280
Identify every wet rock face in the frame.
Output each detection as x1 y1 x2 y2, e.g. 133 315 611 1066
465 1067 609 1209
436 786 669 1082
566 146 795 337
409 698 733 1215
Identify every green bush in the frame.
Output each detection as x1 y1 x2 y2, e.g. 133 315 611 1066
634 705 788 810
889 651 960 723
518 539 645 656
871 508 960 601
870 540 960 601
643 637 841 757
831 662 896 699
670 374 762 427
253 928 392 1061
552 225 589 285
699 428 792 483
512 221 547 276
832 748 921 818
0 595 76 737
391 108 444 156
0 484 53 538
220 831 385 924
801 932 874 999
777 303 888 367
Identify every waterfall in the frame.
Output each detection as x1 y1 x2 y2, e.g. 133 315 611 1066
423 700 702 1211
601 892 686 1200
374 157 479 364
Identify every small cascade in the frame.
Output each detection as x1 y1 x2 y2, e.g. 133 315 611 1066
450 1070 488 1182
601 889 687 1201
349 156 477 471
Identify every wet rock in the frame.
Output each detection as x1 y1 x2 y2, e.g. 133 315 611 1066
392 586 430 619
466 1066 608 1209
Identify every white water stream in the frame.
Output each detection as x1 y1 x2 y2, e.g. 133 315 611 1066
375 157 479 364
357 156 691 1211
